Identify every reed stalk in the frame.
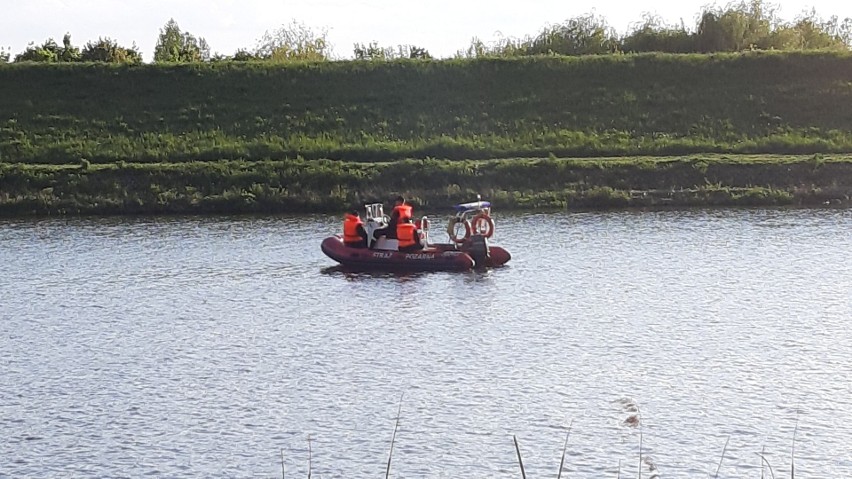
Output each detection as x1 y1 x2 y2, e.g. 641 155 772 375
280 448 285 479
556 419 574 479
637 406 643 479
385 393 404 479
713 436 730 479
513 435 527 479
307 434 312 479
791 412 799 479
757 453 777 479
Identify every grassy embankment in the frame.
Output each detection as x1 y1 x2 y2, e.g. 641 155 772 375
2 52 852 214
2 154 851 215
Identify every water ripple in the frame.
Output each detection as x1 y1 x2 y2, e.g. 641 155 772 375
1 209 851 477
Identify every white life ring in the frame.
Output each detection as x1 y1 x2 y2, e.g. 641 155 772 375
447 217 471 243
470 214 494 238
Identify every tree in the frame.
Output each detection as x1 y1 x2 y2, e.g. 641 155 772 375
407 45 432 59
14 38 62 62
621 15 695 53
254 20 330 62
59 33 81 61
455 35 525 58
527 14 619 55
0 47 9 63
456 37 488 58
354 42 433 60
353 42 393 60
13 33 82 62
790 12 851 49
839 16 852 47
696 1 776 52
81 37 142 63
154 19 210 62
232 49 259 61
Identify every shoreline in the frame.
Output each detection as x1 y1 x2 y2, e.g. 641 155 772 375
2 154 851 217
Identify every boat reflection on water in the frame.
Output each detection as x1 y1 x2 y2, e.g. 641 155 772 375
319 264 428 281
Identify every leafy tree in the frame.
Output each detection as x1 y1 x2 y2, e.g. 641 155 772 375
207 49 260 62
692 1 849 52
838 16 852 47
0 47 9 63
621 15 695 53
58 33 81 62
407 45 432 59
696 1 775 52
353 42 432 60
154 19 210 62
353 42 393 60
527 14 619 55
81 37 142 63
13 34 82 62
254 20 330 62
456 37 487 58
232 49 259 61
789 11 851 49
354 42 433 60
14 38 61 62
456 35 525 58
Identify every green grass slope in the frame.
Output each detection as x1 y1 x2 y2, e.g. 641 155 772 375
2 155 850 215
2 52 852 164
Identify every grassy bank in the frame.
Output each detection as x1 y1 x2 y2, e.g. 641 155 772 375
2 154 851 216
2 52 852 164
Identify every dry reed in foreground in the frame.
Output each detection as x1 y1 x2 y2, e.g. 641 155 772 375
279 399 803 478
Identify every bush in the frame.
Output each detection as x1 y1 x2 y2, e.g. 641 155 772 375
81 38 142 64
253 20 330 62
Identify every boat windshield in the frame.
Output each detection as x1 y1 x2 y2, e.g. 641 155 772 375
452 200 491 214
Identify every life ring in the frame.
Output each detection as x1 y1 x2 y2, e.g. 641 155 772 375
447 217 471 243
470 214 494 238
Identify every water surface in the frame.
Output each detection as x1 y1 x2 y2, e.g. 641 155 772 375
2 209 851 478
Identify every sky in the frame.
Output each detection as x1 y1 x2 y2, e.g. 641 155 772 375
2 0 850 61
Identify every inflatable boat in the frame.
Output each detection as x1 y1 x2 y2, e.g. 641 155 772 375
321 200 511 272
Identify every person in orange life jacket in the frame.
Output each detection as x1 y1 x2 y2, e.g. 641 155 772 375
371 196 411 242
342 209 368 248
397 217 425 252
391 195 413 227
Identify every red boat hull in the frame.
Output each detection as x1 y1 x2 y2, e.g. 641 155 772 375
321 236 510 271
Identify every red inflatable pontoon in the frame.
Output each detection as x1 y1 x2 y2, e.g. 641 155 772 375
321 199 511 272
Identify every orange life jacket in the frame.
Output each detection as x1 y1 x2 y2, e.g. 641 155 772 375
393 204 412 223
343 213 364 244
397 222 417 248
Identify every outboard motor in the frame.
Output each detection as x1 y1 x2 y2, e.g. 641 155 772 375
468 234 490 268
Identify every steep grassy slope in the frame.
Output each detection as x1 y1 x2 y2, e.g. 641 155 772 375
2 52 852 164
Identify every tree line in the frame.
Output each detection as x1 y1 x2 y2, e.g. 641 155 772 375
1 1 850 64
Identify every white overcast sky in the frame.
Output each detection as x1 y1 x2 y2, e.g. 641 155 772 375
2 0 850 61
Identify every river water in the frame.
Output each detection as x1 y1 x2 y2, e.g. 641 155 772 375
1 209 851 478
